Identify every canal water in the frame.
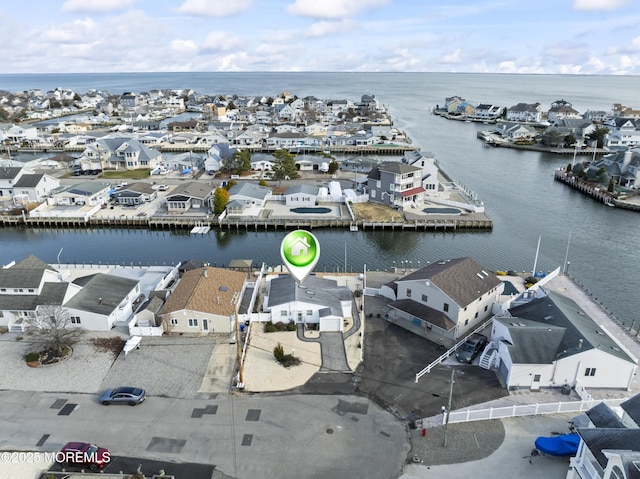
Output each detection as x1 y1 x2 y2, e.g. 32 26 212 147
0 72 638 328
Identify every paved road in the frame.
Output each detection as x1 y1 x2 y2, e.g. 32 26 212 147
0 391 408 479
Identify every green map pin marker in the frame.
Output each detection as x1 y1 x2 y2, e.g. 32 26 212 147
280 230 320 283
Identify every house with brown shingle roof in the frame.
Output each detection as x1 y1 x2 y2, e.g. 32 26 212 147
380 257 504 344
158 266 247 334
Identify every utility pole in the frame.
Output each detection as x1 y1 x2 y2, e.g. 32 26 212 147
443 368 455 448
235 310 243 387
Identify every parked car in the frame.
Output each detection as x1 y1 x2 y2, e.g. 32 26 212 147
58 442 110 471
99 386 146 406
455 333 488 363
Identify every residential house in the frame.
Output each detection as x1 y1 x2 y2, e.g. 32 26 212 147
402 150 440 195
49 181 111 206
586 148 640 188
548 99 581 123
366 161 425 208
228 182 272 209
444 96 465 113
13 172 60 203
0 123 39 144
158 266 247 334
250 153 275 171
499 122 539 141
567 395 640 479
120 93 138 109
0 255 77 332
473 104 503 120
612 103 640 120
506 103 542 123
487 289 637 391
584 110 610 123
111 182 158 205
264 274 356 332
284 184 318 206
380 257 504 343
604 119 640 149
64 273 140 331
0 166 32 198
79 136 162 171
165 182 213 212
555 119 597 143
456 101 476 116
266 132 320 149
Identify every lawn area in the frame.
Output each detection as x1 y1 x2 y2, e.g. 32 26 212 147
102 169 151 179
351 202 404 222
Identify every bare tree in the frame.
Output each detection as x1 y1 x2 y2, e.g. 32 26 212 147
26 305 85 357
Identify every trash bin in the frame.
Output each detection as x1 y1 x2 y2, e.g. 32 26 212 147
561 383 572 395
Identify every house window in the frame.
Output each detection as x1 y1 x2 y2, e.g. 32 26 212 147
170 318 178 325
70 316 81 324
0 288 6 292
28 289 34 293
421 294 428 303
406 288 412 298
484 305 488 311
464 319 469 326
443 303 449 312
306 310 313 316
188 318 198 327
475 312 478 318
281 311 288 317
585 368 596 377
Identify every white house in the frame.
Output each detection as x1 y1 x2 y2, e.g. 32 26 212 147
13 173 60 203
63 273 140 331
284 184 318 206
487 289 637 391
228 182 272 208
381 257 504 344
158 266 247 334
48 181 111 206
506 103 542 123
264 274 355 332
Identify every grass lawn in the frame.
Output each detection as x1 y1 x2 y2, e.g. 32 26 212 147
351 202 404 222
102 169 151 179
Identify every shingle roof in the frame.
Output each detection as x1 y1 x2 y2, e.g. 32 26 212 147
159 267 246 317
66 273 139 315
167 181 213 200
284 184 317 196
0 167 22 180
577 428 640 467
396 257 503 307
228 182 271 200
0 255 55 289
377 161 421 175
496 318 566 363
586 402 626 428
388 298 455 331
621 395 640 426
14 173 45 188
267 274 353 317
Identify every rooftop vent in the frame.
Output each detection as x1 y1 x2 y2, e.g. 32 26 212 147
219 286 228 292
544 315 552 320
476 273 484 279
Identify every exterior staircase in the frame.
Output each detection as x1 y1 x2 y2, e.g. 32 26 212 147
479 346 497 370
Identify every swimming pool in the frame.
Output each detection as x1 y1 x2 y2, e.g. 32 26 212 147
290 207 332 214
422 207 462 214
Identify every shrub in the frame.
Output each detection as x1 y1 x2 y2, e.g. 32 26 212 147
274 321 287 331
286 323 297 331
264 321 276 333
26 352 39 363
273 342 285 362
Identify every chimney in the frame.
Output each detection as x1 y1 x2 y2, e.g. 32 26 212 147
216 297 220 305
578 339 583 349
98 297 102 304
203 267 208 277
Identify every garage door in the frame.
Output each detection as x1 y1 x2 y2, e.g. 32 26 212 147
320 318 342 332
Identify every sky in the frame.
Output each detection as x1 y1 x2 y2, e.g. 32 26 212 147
1 0 639 74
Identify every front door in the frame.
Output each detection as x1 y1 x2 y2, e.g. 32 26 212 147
202 319 209 332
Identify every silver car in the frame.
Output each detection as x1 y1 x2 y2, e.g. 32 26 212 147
100 386 146 406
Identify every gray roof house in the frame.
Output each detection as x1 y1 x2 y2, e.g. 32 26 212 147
487 289 637 391
0 255 75 332
165 181 213 212
381 257 504 343
79 136 162 171
366 161 425 208
228 182 272 208
587 148 640 188
284 184 318 206
50 181 111 206
264 274 356 332
13 172 60 202
64 273 140 331
567 395 640 479
111 182 158 205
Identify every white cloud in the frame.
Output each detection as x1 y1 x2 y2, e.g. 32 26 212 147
572 0 635 11
287 0 389 19
40 19 98 44
306 20 357 38
61 0 136 14
200 31 245 53
442 48 463 64
171 39 198 54
176 0 253 17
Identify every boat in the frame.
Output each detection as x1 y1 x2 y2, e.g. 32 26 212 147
534 433 580 456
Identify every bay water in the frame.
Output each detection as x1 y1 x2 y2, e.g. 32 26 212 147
0 72 638 328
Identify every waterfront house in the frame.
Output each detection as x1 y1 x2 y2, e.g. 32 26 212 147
49 181 111 206
0 255 75 332
64 273 140 331
284 184 318 206
0 166 34 198
0 123 39 144
604 119 640 149
366 161 425 208
505 103 542 123
250 153 275 171
612 103 640 120
266 132 319 149
263 274 355 332
444 96 465 114
402 150 440 196
380 257 504 344
165 182 213 212
228 182 272 210
13 172 60 203
158 266 247 334
111 182 158 205
486 289 637 391
555 119 597 143
586 148 640 188
566 395 640 479
499 122 538 141
548 99 582 123
473 104 502 120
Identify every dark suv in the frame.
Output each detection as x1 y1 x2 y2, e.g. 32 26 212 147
455 333 488 363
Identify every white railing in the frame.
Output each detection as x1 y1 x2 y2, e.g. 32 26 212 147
442 397 628 424
129 325 164 336
425 196 485 213
415 317 495 382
